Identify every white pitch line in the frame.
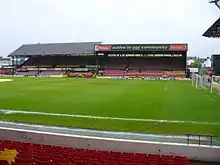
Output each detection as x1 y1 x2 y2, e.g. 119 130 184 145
0 79 13 82
164 83 168 92
0 109 220 125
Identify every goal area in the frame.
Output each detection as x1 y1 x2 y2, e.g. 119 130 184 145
192 74 220 94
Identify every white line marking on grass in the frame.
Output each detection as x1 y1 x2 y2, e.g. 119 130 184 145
200 85 208 89
0 79 13 83
0 109 220 125
164 84 168 92
204 94 216 101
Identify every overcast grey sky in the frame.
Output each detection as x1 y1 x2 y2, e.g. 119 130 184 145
0 0 219 57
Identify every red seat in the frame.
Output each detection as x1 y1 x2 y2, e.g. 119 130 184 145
0 140 192 165
0 160 10 165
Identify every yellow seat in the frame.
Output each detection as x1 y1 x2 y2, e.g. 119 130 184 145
0 149 17 165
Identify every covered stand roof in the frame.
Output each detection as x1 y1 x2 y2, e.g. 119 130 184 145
203 17 220 38
8 42 101 57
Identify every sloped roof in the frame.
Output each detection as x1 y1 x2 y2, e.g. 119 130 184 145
203 17 220 38
8 42 101 57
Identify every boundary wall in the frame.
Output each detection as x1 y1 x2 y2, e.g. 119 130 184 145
0 127 220 162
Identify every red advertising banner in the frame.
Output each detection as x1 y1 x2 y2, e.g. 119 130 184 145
95 45 112 51
169 44 188 51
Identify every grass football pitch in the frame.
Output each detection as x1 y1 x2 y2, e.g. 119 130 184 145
0 77 220 136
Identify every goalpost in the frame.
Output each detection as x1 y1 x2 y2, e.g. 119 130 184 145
213 76 220 95
192 73 220 94
191 73 208 89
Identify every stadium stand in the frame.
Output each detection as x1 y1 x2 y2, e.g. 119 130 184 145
22 56 98 69
125 70 139 77
9 42 100 77
69 72 94 78
38 71 64 77
104 70 125 76
166 71 186 78
101 58 128 70
15 71 38 77
100 57 186 78
140 71 164 78
9 43 187 78
0 140 192 165
0 69 5 74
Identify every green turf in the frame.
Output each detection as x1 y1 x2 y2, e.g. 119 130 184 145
0 77 220 136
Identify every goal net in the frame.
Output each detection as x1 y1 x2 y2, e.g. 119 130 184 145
192 74 209 89
213 76 220 94
192 74 220 94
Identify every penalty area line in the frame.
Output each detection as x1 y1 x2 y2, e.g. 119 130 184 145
0 109 220 126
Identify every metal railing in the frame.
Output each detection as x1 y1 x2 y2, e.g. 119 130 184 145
186 134 220 146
